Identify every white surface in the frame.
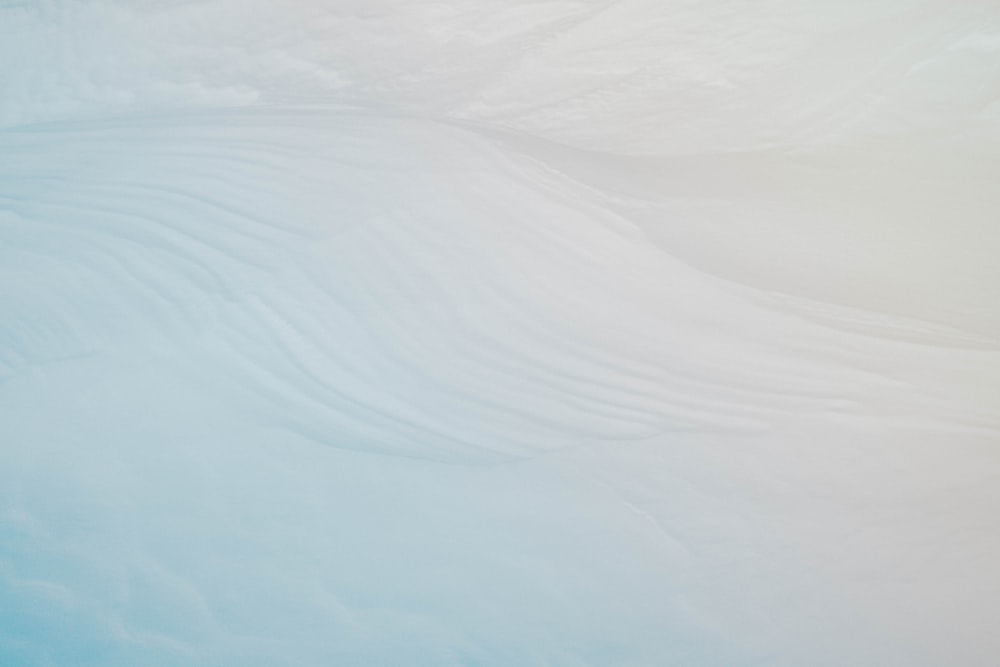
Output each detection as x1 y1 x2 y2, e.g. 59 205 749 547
1 2 999 665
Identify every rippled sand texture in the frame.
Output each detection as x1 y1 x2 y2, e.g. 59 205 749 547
2 2 999 666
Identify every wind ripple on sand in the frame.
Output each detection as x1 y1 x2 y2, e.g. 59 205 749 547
2 108 995 465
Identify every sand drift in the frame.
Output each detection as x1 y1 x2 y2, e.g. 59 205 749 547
1 2 999 665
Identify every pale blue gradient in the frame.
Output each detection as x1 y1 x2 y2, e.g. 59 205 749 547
1 2 999 666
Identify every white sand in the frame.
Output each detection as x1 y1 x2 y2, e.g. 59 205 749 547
1 2 998 665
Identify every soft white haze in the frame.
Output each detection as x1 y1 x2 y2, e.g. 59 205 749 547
1 1 999 665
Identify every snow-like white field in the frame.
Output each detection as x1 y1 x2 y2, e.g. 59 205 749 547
1 2 999 665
